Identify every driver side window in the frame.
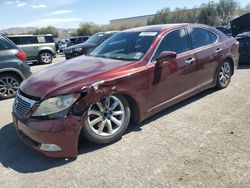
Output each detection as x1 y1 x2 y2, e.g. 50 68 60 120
154 29 190 59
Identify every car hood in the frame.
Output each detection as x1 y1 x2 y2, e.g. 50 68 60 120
20 55 134 99
67 42 96 50
230 13 250 36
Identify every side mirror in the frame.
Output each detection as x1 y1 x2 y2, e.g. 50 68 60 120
154 51 177 66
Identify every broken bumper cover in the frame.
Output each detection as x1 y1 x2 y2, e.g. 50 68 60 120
12 113 85 158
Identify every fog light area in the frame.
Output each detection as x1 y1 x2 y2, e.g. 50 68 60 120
40 144 62 152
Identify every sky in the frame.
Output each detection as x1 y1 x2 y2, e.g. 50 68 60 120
0 0 249 30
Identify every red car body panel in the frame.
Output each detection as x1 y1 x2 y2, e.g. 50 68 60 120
12 24 239 158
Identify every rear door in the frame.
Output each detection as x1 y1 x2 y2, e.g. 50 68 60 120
187 27 223 87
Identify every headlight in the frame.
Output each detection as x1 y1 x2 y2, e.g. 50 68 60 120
32 94 79 117
75 47 82 52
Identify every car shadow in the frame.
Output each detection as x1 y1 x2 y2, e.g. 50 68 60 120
0 88 217 173
125 88 217 134
0 123 73 173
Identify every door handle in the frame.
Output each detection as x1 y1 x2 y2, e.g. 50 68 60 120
34 46 38 49
185 57 196 65
215 48 222 53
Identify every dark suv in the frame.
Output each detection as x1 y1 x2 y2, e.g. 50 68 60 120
65 31 117 59
231 13 250 63
8 34 56 64
0 35 31 100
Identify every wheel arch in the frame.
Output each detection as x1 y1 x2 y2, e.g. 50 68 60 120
0 68 24 81
223 56 235 75
116 92 141 124
39 49 54 56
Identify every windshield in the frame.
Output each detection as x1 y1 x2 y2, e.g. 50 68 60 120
86 33 104 44
89 31 158 61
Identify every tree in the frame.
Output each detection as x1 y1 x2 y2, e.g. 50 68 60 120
32 26 59 38
217 0 239 25
198 2 219 26
246 3 250 9
147 8 171 24
75 22 102 36
148 7 199 25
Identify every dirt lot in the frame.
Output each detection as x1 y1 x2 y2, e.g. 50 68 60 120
0 57 249 188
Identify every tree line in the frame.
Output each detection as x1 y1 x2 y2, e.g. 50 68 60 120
148 0 240 26
25 0 249 37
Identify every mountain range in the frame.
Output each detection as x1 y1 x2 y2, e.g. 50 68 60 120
0 27 76 38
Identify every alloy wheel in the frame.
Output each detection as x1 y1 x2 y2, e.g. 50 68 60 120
0 76 20 98
219 61 231 86
87 95 126 137
41 53 52 63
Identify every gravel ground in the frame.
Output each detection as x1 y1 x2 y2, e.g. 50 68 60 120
0 57 249 188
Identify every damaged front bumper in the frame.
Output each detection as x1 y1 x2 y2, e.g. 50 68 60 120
12 112 86 158
12 79 117 158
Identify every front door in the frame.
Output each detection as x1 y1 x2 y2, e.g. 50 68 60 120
146 28 197 112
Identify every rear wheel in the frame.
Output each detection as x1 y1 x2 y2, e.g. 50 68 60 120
0 74 21 100
216 61 232 89
39 51 53 64
82 94 131 144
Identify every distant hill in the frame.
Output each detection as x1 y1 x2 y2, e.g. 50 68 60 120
0 27 38 35
0 27 76 38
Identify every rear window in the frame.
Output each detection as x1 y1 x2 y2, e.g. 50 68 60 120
45 36 54 43
209 32 219 43
8 36 35 45
187 28 217 49
0 37 13 50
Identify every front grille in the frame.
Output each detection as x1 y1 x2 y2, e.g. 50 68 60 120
14 91 37 118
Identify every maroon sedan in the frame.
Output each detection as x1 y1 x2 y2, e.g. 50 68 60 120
12 24 239 158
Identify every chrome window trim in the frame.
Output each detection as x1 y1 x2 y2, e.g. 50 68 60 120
147 26 220 65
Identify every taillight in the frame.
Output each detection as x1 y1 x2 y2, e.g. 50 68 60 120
16 51 27 60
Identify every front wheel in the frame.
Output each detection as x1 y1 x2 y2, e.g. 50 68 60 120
39 52 53 64
216 61 232 89
82 94 131 144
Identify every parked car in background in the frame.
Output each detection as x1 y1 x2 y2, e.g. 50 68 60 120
231 13 250 63
57 39 70 54
8 34 56 64
65 31 117 59
0 35 31 100
12 24 239 158
67 36 89 47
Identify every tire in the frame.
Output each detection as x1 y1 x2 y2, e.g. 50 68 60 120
0 74 21 100
82 94 131 144
39 51 53 64
216 60 232 89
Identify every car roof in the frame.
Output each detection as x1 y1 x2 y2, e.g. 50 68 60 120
123 24 188 32
104 31 119 34
122 23 214 33
7 34 53 37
